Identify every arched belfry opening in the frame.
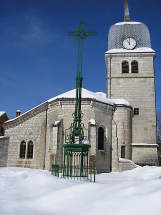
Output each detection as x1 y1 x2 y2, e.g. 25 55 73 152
131 61 138 73
122 61 129 73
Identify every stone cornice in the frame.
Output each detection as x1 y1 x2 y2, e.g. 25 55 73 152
3 97 131 129
49 97 114 108
107 76 155 79
105 52 156 58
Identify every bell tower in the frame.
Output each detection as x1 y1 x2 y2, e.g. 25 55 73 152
105 0 158 165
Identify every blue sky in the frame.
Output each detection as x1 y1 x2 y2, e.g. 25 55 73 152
0 0 161 119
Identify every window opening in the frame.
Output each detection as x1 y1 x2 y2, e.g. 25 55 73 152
121 146 125 158
1 127 4 134
122 61 129 73
98 127 104 150
20 141 26 158
27 141 33 159
131 61 138 73
134 108 139 115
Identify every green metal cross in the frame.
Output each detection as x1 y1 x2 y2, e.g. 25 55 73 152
68 20 97 78
67 20 97 144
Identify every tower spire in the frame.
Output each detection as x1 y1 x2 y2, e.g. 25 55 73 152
124 0 131 22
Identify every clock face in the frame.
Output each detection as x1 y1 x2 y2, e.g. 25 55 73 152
123 38 136 50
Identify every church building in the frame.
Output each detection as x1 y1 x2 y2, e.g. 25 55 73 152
1 0 158 172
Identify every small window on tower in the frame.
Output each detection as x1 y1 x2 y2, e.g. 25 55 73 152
122 61 129 73
134 108 139 115
131 61 138 73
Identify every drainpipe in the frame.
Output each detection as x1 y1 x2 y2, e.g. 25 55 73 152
43 106 48 170
111 106 119 171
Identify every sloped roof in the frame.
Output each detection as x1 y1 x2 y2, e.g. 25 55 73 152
3 88 131 127
48 88 131 106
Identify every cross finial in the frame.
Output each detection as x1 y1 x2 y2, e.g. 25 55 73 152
68 20 97 41
124 0 131 22
68 20 97 77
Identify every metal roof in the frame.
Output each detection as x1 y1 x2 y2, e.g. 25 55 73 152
108 22 151 50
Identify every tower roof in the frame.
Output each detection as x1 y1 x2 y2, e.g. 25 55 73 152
108 1 152 51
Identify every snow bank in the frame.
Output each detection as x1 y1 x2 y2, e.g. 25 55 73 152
0 166 161 215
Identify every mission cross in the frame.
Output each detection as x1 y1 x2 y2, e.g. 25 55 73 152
68 20 97 143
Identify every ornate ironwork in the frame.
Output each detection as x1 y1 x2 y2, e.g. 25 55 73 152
67 20 97 145
62 20 97 179
51 164 96 182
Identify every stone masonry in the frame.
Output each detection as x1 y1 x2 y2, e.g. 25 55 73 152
105 52 158 166
0 136 9 167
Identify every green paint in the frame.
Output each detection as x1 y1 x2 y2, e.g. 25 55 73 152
67 20 97 145
63 20 97 178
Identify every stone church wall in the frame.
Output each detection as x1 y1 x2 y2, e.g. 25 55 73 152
118 158 137 172
0 136 9 167
45 99 113 173
105 53 156 146
112 106 132 172
93 102 113 173
5 110 47 169
132 144 158 165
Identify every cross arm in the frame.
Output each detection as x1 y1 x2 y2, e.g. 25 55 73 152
68 31 97 38
85 31 97 36
68 32 77 36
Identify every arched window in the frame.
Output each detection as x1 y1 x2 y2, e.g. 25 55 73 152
27 141 33 159
20 141 26 158
122 61 129 73
131 61 138 73
98 127 104 150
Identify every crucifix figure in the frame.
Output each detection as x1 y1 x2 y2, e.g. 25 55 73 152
67 20 97 144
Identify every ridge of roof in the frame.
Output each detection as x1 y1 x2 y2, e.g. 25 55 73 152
3 88 131 127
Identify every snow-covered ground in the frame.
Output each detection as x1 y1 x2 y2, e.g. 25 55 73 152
0 166 161 215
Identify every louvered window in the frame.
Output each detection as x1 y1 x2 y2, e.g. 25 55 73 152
131 61 138 73
122 61 129 73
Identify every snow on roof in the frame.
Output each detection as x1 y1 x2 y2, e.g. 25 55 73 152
110 98 131 106
115 21 142 26
0 111 6 117
89 119 96 125
54 120 60 126
5 101 47 124
48 88 131 106
5 88 131 124
106 47 155 54
131 143 158 146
